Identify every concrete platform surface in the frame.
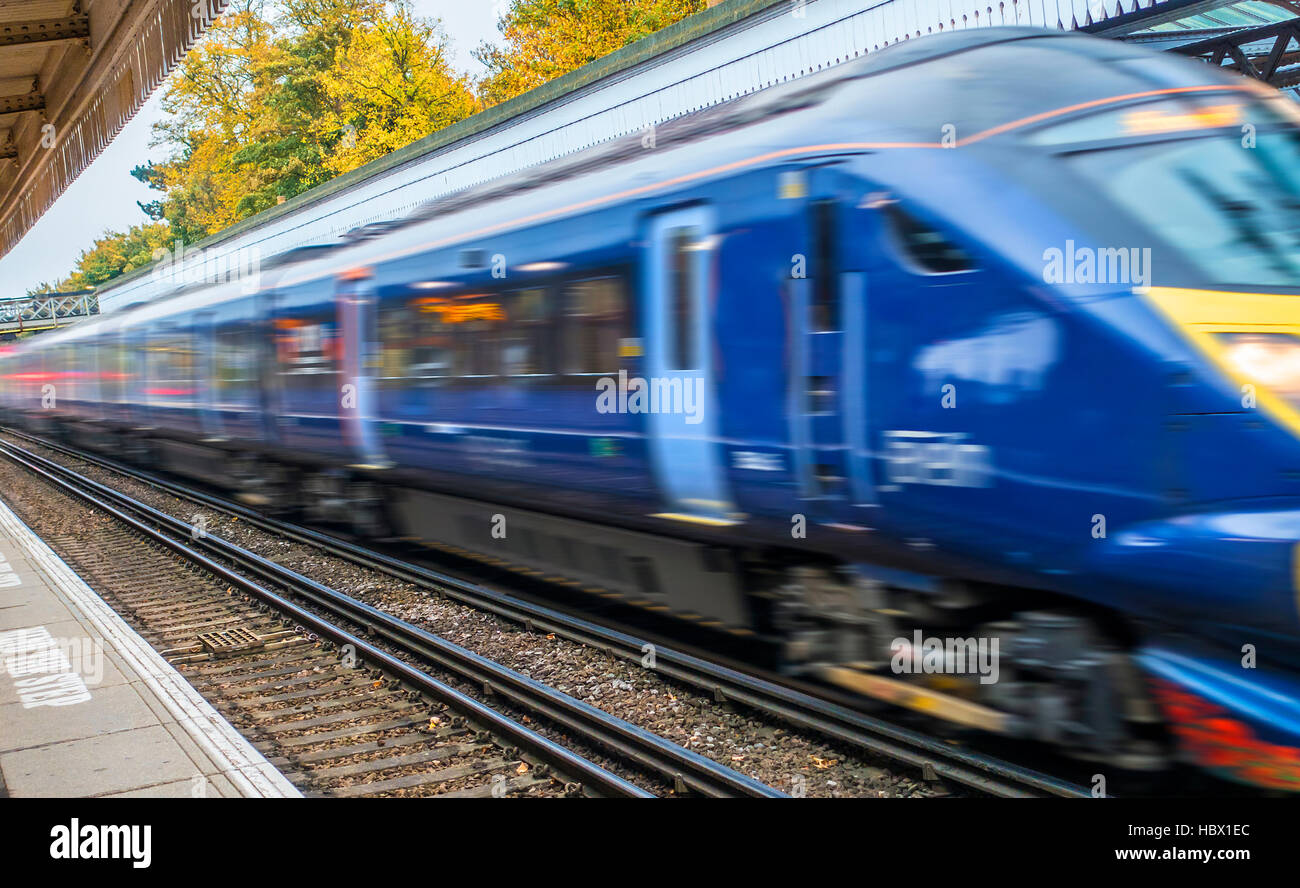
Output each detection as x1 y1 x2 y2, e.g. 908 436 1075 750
0 493 300 798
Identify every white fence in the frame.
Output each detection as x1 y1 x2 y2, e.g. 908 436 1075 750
0 291 99 334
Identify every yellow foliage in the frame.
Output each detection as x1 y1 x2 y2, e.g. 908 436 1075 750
476 0 706 106
312 10 481 176
63 0 703 286
148 0 479 240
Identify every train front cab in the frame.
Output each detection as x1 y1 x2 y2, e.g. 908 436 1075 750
1052 87 1300 790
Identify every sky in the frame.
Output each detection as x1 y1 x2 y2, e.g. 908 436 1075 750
0 0 502 297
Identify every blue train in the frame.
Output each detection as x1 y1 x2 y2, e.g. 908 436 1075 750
5 28 1300 789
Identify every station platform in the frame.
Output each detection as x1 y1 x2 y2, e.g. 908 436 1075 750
0 495 300 798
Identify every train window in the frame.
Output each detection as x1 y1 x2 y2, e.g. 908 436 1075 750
668 229 699 370
145 330 197 406
379 297 447 383
811 200 840 332
884 205 975 274
382 290 509 383
78 342 97 405
458 294 507 378
1026 95 1252 147
215 326 259 408
86 341 103 406
273 310 339 408
1065 128 1300 289
115 338 134 404
377 303 403 384
101 338 125 404
62 344 81 404
562 276 629 375
502 287 554 376
276 319 330 373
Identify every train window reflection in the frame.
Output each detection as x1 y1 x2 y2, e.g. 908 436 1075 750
215 326 258 409
502 288 554 376
1067 129 1300 288
103 338 127 404
884 205 975 274
668 228 699 370
273 313 339 408
562 276 629 375
379 276 627 383
379 295 447 383
1027 96 1249 145
145 331 197 404
380 288 519 384
453 294 507 377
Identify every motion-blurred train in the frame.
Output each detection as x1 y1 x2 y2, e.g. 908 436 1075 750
4 28 1300 790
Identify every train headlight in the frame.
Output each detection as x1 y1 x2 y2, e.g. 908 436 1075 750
1215 333 1300 401
1144 289 1300 442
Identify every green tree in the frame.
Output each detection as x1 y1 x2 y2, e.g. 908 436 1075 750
61 223 175 289
24 281 60 298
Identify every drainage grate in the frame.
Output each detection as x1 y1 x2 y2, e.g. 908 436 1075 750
197 627 265 655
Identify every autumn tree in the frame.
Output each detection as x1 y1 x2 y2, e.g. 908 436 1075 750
138 0 478 240
60 223 175 290
145 0 275 242
311 8 479 176
24 281 60 298
476 0 705 106
52 0 699 289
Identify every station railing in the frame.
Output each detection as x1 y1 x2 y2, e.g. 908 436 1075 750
0 291 98 336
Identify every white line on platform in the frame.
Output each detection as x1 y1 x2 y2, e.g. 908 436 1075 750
0 497 301 798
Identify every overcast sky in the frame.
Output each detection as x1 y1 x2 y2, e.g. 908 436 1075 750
0 1 502 296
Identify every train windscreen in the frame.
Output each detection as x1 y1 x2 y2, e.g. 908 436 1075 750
1052 98 1300 289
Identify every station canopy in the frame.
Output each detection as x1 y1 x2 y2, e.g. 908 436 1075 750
1113 0 1300 98
0 0 226 258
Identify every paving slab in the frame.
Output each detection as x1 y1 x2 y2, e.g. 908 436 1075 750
0 492 299 798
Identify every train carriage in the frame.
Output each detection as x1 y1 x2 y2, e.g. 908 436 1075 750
6 27 1300 789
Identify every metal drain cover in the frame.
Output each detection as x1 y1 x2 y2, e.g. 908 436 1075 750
197 627 265 655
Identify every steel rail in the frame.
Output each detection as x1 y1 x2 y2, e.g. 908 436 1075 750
0 428 1091 798
0 439 789 798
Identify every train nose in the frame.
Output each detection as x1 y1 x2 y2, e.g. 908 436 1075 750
1144 286 1300 443
1085 504 1300 640
1139 644 1300 791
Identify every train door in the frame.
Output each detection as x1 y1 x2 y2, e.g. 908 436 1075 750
643 205 736 524
789 166 876 522
195 310 223 440
336 274 388 468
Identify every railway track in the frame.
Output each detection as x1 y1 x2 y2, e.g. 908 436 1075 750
46 525 600 798
0 429 1093 798
0 436 787 798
